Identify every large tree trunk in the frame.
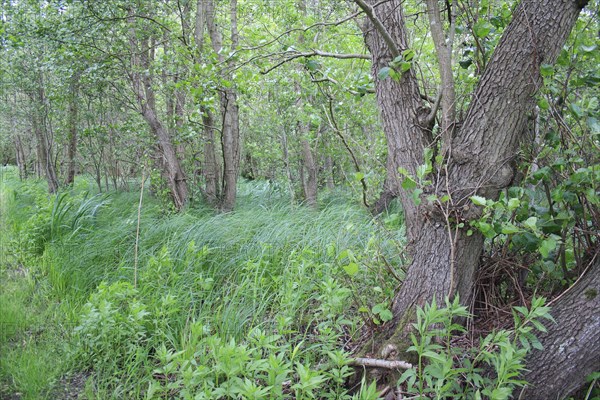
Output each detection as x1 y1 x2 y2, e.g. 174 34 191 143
521 257 600 399
357 0 589 365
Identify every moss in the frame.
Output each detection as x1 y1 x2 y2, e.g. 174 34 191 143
584 288 597 300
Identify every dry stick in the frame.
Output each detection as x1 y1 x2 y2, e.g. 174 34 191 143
351 357 413 370
133 166 147 289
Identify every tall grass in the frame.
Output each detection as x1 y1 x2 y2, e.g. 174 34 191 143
0 167 405 398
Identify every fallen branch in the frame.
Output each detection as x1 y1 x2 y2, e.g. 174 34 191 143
351 357 413 370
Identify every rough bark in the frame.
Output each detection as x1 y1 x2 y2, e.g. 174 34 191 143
357 0 589 364
520 257 600 399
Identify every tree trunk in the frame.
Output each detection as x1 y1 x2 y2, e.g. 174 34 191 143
220 88 240 212
521 257 600 399
202 108 220 206
14 134 27 180
31 87 59 194
204 0 241 212
301 137 318 208
128 12 188 211
65 72 80 186
357 0 589 362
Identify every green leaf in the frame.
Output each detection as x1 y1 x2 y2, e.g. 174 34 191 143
378 67 391 80
501 224 520 234
587 117 600 133
306 59 320 71
379 309 393 322
473 21 493 38
540 64 554 77
537 97 550 110
402 177 417 190
399 61 412 72
539 237 557 258
353 172 365 181
459 59 473 69
402 49 415 61
470 195 487 206
507 198 520 210
523 216 538 231
343 262 359 277
412 188 423 205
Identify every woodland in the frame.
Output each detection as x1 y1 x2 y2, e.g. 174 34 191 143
0 0 599 399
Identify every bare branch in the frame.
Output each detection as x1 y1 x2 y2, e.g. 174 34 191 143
260 50 370 74
354 0 401 58
351 357 413 370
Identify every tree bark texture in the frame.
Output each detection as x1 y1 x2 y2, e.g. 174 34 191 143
358 0 589 363
521 257 600 399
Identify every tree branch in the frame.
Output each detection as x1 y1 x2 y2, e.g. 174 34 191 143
354 0 401 58
260 50 370 74
351 357 413 370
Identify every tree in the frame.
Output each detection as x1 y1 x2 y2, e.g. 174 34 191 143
356 0 595 394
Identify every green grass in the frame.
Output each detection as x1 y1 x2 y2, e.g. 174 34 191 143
0 167 404 399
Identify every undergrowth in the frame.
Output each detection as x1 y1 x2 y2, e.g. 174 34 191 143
0 167 402 399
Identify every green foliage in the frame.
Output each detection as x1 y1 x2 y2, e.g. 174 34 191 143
398 297 553 400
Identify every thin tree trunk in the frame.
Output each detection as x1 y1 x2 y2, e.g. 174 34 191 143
202 108 220 205
65 73 80 186
204 0 241 212
281 130 295 204
128 11 188 210
301 138 318 208
32 87 59 193
14 134 27 180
